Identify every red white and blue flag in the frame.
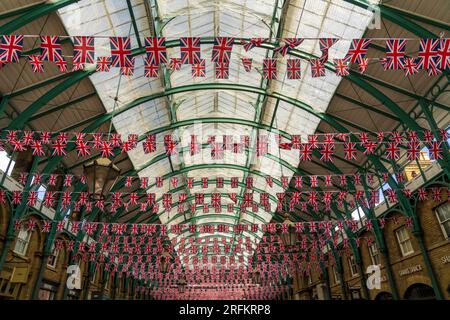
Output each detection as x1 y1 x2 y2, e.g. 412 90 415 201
212 37 234 63
110 36 133 67
287 58 301 79
417 38 439 70
120 57 135 76
192 59 206 77
242 38 267 52
333 59 349 76
384 39 407 70
144 37 168 65
437 38 450 70
263 58 277 79
275 38 303 57
344 38 371 64
402 57 418 76
319 38 338 63
169 57 182 71
40 36 64 62
215 62 229 79
144 58 159 78
73 36 95 64
241 57 252 72
0 35 24 63
96 56 111 72
28 55 44 73
180 37 201 64
310 58 325 77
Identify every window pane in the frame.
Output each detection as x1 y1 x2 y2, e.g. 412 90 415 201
437 203 450 221
443 221 450 238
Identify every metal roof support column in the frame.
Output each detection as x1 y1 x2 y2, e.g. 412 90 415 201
360 179 400 299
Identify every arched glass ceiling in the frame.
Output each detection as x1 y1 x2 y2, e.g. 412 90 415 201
57 0 380 267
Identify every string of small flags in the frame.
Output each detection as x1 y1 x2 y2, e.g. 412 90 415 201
1 128 448 161
0 36 448 78
2 186 448 213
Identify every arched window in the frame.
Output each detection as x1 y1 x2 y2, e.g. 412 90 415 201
13 226 31 256
375 292 393 300
404 284 436 300
47 242 60 268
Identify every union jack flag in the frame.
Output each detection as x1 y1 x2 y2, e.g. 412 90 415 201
95 59 112 76
144 58 159 78
120 58 135 76
287 59 301 79
385 142 400 160
429 141 443 160
241 57 252 72
344 38 371 64
299 143 313 161
427 63 442 76
310 58 325 77
40 36 64 62
169 57 182 71
0 35 24 63
180 37 201 64
52 140 67 156
333 59 349 76
437 38 450 70
215 62 229 79
417 38 439 70
164 135 178 155
73 36 95 64
263 58 277 79
212 37 234 63
31 140 45 156
28 55 44 73
402 57 419 76
192 59 206 77
385 39 407 70
43 191 56 208
56 60 68 73
110 36 133 68
319 38 338 63
143 134 156 153
144 37 168 65
211 142 224 159
358 58 369 73
344 142 357 160
274 38 303 56
320 143 334 162
242 38 267 51
76 140 90 157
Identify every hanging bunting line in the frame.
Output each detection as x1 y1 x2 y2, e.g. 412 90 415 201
1 36 448 78
1 128 448 161
3 186 448 214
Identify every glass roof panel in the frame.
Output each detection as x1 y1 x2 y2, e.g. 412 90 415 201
58 0 380 268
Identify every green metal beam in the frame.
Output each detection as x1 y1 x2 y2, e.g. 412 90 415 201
0 1 47 21
126 0 143 48
5 73 75 99
345 0 438 38
381 3 450 31
333 92 400 121
6 67 96 130
28 92 97 121
0 0 80 34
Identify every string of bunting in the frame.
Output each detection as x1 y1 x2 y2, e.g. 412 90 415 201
2 186 448 213
15 214 414 239
1 36 449 77
1 128 448 161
